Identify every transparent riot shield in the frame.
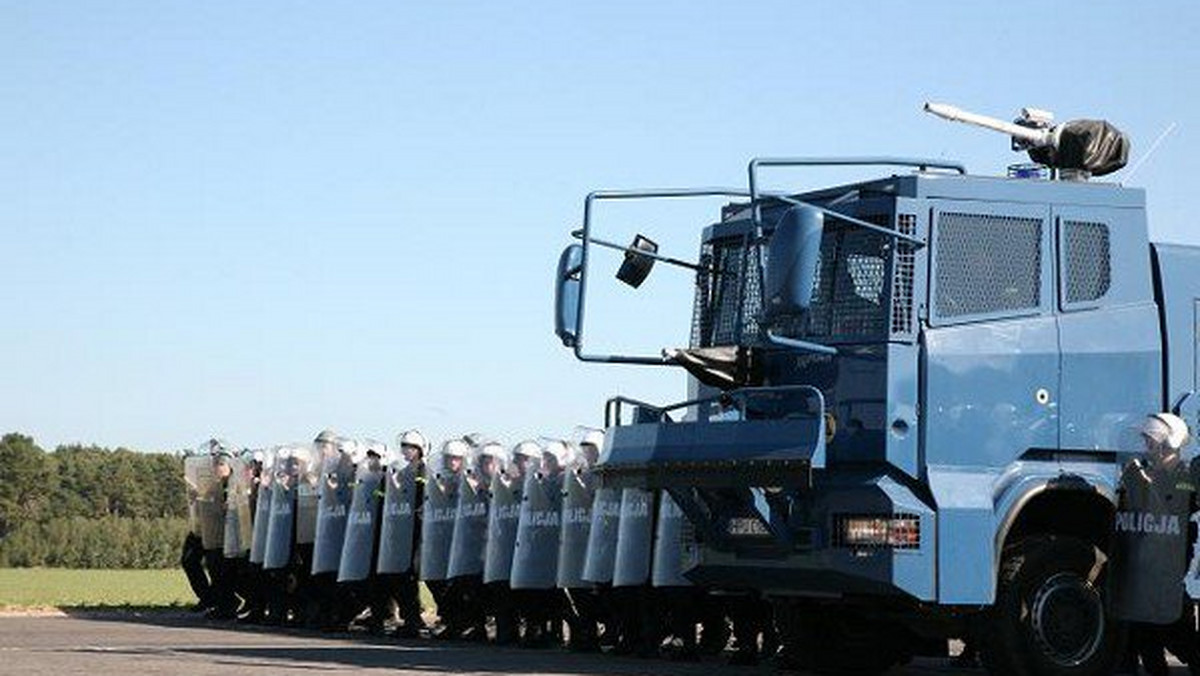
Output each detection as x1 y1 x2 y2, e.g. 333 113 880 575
338 454 385 583
419 452 460 582
510 467 564 590
249 449 276 565
223 456 255 558
311 447 358 575
188 455 225 551
651 491 691 587
582 486 622 585
263 446 306 570
184 455 207 537
556 457 596 588
1110 454 1193 623
296 441 326 546
483 471 523 584
377 456 421 575
448 458 491 579
612 487 654 588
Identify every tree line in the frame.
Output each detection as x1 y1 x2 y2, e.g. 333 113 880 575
0 432 189 568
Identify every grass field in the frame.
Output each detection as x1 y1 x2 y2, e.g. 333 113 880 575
0 568 194 610
0 568 436 612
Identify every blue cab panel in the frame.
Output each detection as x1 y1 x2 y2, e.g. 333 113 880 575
586 166 1173 605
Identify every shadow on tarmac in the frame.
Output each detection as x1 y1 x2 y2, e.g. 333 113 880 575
65 610 770 676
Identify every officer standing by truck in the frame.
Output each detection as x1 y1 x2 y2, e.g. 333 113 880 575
1117 413 1200 676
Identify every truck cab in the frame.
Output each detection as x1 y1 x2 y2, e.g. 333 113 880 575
555 156 1200 675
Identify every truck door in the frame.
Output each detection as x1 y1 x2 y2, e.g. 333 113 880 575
1053 205 1160 455
923 202 1059 469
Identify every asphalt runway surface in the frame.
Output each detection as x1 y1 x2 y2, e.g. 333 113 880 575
0 611 1189 675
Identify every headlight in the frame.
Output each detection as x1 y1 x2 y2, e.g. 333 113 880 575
833 514 920 549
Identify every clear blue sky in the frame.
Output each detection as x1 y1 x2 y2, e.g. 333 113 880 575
3 1 1198 452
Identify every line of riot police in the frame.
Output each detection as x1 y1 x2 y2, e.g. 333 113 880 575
181 427 774 664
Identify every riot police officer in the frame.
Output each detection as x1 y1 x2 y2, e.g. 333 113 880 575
559 429 604 652
1119 413 1200 676
339 441 388 632
241 448 274 623
200 439 239 619
181 449 214 612
484 440 540 645
372 429 429 638
511 439 570 648
444 439 506 641
221 448 256 620
422 438 469 638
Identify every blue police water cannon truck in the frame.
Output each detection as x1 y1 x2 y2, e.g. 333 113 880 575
553 103 1200 675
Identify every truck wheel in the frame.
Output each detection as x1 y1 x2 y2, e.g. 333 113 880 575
981 535 1123 676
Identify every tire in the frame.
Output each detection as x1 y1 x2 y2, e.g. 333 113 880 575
981 535 1124 676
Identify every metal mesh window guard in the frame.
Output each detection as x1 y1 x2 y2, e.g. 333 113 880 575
935 213 1042 318
1063 221 1111 304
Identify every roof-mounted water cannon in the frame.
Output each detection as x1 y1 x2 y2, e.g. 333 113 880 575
924 102 1130 179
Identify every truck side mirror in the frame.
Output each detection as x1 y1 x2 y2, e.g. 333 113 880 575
554 244 584 347
615 234 658 288
765 205 824 315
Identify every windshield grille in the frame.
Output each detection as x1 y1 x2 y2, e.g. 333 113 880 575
692 215 892 348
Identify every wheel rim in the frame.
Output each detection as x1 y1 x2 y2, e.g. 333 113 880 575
1029 571 1105 667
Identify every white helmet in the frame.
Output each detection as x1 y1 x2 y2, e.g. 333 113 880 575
336 436 361 458
478 440 508 462
579 428 606 451
512 439 542 461
363 439 388 459
442 438 472 460
203 438 234 460
314 429 338 444
475 441 509 476
541 439 571 470
1143 413 1190 451
397 429 429 454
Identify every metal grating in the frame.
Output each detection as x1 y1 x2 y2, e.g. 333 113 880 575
890 214 917 333
1063 221 1111 304
934 213 1042 318
796 216 890 339
691 214 894 348
689 244 714 348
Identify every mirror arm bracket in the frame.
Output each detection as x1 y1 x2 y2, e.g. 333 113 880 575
765 330 838 356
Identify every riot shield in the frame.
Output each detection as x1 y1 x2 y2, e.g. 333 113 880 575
188 455 225 551
338 458 385 583
1109 457 1192 623
223 457 255 558
483 471 522 584
556 461 596 588
510 468 564 590
582 486 622 585
263 447 306 570
296 445 323 545
248 450 275 564
611 487 654 588
311 449 357 575
377 458 420 575
184 455 207 537
419 454 460 582
448 465 491 579
651 491 691 587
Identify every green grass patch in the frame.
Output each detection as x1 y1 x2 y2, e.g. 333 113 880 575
0 568 194 610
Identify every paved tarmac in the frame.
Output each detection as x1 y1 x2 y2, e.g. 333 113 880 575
0 611 1187 675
